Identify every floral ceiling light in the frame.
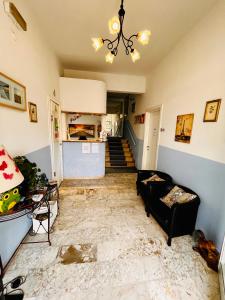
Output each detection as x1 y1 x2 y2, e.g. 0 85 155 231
92 0 151 63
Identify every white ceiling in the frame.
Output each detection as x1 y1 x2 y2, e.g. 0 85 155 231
28 0 218 75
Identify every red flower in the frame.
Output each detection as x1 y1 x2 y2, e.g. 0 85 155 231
0 150 5 156
0 161 7 171
3 173 13 180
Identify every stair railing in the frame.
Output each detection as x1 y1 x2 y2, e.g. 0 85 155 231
127 123 136 146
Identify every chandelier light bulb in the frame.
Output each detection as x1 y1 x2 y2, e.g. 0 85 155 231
130 49 140 63
105 52 114 64
92 38 104 51
108 16 120 35
137 30 151 45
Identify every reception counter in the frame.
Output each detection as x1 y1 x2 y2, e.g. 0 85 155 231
62 141 105 178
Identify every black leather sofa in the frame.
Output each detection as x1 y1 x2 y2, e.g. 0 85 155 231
136 170 172 212
136 171 200 246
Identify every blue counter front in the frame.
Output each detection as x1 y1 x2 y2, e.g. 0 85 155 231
62 141 105 178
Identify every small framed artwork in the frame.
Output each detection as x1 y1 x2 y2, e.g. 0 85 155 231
135 114 145 124
203 99 221 122
0 72 26 111
175 113 194 144
28 102 38 122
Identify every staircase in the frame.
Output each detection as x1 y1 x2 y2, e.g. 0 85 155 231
105 137 135 168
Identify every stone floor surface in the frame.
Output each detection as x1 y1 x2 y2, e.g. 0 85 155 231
4 174 220 300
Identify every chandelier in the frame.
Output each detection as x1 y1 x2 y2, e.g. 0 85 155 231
92 0 151 63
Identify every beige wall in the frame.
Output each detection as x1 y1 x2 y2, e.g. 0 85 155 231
0 0 60 156
64 69 146 94
60 77 106 114
130 0 225 164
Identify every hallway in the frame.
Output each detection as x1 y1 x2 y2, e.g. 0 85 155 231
4 174 219 299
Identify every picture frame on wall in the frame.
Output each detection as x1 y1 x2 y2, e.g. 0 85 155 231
28 102 38 122
0 72 26 111
203 99 221 122
134 114 145 124
175 113 194 144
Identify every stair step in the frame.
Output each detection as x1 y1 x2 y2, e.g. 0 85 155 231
107 137 122 142
109 146 123 150
123 148 130 153
108 155 125 160
108 141 122 145
109 150 124 155
110 161 127 166
125 157 134 162
105 137 135 168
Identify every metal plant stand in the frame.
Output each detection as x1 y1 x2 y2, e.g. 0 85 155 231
0 183 59 273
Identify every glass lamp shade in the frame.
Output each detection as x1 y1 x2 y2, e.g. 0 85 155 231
0 145 24 194
130 49 140 63
108 16 120 35
92 38 104 51
105 52 114 64
137 30 151 45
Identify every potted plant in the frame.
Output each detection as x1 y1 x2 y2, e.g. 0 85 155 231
14 156 48 196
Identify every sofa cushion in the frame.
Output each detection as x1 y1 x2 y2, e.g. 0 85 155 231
160 186 197 208
142 174 165 185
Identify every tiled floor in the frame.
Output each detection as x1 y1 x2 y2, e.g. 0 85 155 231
4 173 219 300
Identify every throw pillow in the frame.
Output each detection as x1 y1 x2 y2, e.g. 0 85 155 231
142 174 165 185
160 186 196 208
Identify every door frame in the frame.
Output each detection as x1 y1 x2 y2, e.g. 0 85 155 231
142 104 163 170
48 97 63 184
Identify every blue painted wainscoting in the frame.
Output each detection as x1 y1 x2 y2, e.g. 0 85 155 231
124 120 143 170
158 145 225 251
26 146 52 180
0 145 52 268
63 142 105 178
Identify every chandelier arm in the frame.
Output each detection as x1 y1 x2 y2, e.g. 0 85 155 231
113 34 121 55
128 33 138 40
121 31 134 51
121 34 130 55
103 37 118 51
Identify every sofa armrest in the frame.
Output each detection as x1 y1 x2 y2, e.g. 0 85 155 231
137 170 155 182
169 197 200 236
147 181 174 198
171 197 200 211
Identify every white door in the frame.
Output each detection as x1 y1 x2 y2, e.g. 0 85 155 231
50 100 62 184
142 109 161 170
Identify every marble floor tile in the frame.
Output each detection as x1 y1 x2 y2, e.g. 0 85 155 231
4 173 219 300
7 246 59 272
97 282 151 300
98 237 164 262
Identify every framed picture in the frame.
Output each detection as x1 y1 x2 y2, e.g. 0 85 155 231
134 114 145 124
0 72 26 111
203 99 221 122
175 113 194 144
28 102 38 122
69 124 95 138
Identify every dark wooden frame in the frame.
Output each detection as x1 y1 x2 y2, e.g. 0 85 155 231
203 99 221 122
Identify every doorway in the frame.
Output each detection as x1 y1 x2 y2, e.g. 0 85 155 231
49 99 63 184
142 106 162 170
102 93 129 137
